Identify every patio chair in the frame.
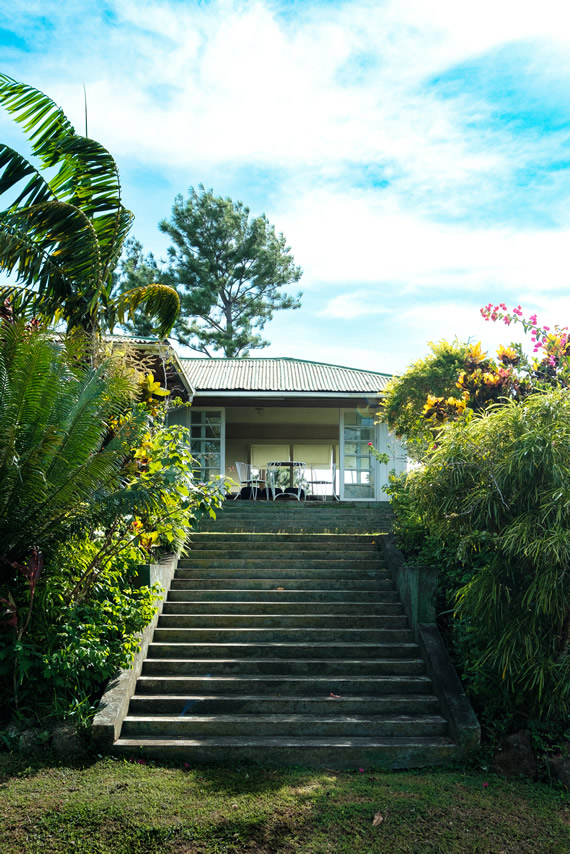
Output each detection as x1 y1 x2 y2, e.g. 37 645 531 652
306 464 337 501
234 462 266 500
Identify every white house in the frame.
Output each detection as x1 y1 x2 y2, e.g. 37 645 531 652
165 356 406 501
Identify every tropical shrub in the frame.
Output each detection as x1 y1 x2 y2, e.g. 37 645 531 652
0 323 223 721
390 391 570 728
379 340 468 459
381 306 570 743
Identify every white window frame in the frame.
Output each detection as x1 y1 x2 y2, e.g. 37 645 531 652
339 409 388 501
188 406 226 482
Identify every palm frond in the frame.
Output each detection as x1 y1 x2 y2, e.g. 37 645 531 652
0 201 102 308
0 74 132 288
0 74 74 166
0 144 56 208
113 283 180 338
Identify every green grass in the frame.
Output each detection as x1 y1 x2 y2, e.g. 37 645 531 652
0 753 567 853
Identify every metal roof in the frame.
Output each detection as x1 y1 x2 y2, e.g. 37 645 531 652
104 334 162 345
179 357 392 394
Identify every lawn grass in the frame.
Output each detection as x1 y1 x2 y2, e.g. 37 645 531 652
0 752 567 853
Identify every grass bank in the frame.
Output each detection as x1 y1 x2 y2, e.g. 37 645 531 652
0 753 567 853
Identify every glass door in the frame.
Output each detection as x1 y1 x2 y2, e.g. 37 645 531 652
340 409 379 500
189 409 225 483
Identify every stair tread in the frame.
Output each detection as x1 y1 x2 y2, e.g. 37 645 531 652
146 657 423 668
125 713 447 723
116 735 454 747
137 674 431 682
130 692 440 702
148 642 418 648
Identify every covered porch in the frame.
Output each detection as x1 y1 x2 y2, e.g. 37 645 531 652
173 401 406 501
171 358 406 502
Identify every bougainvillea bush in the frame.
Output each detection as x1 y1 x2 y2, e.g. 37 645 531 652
381 305 570 738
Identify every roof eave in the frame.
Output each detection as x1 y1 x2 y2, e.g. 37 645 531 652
191 390 385 399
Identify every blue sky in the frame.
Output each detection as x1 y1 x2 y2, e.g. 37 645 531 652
2 0 570 372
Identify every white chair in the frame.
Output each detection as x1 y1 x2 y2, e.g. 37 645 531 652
306 464 337 501
234 462 266 500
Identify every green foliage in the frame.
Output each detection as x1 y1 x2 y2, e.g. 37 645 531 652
0 74 179 338
389 391 570 726
4 537 159 721
111 238 162 337
0 322 144 568
0 323 224 722
378 340 468 458
115 185 302 356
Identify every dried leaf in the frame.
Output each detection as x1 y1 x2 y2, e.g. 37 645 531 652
372 812 384 826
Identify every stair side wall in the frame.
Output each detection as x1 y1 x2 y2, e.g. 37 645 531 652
380 535 480 755
91 553 178 749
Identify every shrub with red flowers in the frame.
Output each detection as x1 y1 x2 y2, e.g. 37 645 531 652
481 302 570 388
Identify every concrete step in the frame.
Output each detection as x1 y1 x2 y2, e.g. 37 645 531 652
174 564 388 576
196 526 391 534
135 674 431 695
169 578 395 591
121 713 447 739
188 534 385 543
167 588 401 602
152 627 414 643
186 541 380 552
161 601 404 615
128 693 442 716
156 614 409 629
147 642 420 660
179 554 384 566
215 502 391 509
207 507 391 516
113 736 455 769
141 658 425 677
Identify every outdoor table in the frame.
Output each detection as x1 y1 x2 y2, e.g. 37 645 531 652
266 461 306 500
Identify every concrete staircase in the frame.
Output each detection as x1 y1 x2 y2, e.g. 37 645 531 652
114 502 457 767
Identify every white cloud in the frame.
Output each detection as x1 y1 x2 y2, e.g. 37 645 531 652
272 184 570 295
319 290 392 320
5 0 570 371
42 0 562 184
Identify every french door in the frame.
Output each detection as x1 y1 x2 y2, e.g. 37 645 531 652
189 408 225 483
339 409 389 501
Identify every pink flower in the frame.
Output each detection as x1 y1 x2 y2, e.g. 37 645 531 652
529 314 537 324
482 782 489 788
368 442 373 446
503 317 511 325
358 767 365 773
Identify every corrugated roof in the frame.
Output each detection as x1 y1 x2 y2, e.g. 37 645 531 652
179 357 392 394
105 334 161 345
